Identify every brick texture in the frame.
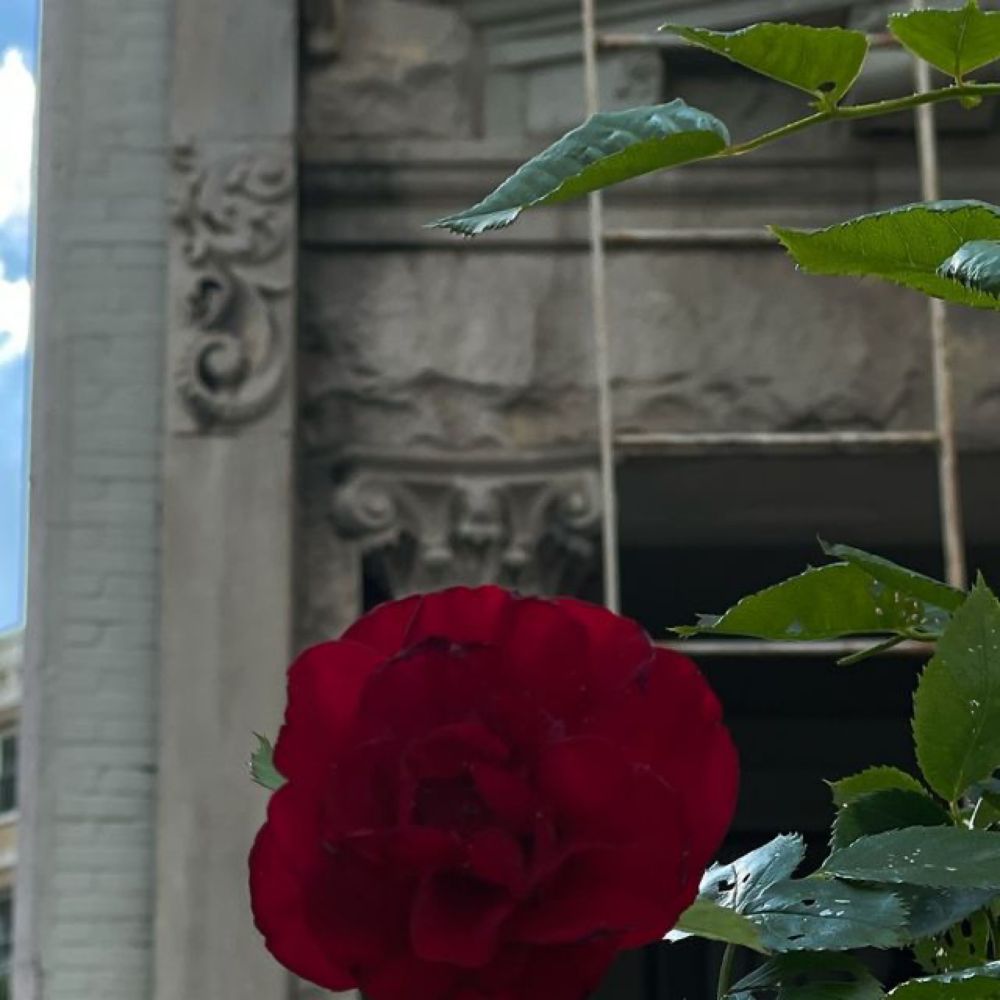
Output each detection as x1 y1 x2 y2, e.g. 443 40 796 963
18 0 169 996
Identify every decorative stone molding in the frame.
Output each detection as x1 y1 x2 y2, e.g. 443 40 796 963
331 449 602 597
169 142 294 430
0 631 22 716
463 0 862 40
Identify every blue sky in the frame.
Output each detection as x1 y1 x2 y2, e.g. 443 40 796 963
0 0 37 632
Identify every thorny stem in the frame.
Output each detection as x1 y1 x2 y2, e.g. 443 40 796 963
716 943 738 1000
837 634 908 667
720 83 1000 160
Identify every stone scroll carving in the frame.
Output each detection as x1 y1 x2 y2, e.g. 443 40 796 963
332 450 602 597
169 143 294 430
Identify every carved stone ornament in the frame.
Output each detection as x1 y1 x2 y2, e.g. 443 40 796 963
332 450 602 597
170 143 294 429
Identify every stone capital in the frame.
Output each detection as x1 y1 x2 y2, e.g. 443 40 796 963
331 448 602 597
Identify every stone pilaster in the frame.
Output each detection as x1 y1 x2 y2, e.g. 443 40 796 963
154 1 297 998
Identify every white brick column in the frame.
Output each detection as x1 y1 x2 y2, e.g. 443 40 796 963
15 1 172 996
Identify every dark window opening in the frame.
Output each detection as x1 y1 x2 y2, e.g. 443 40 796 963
0 732 16 815
0 887 12 983
598 450 1000 1000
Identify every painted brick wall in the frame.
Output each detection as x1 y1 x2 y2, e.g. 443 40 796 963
17 0 170 995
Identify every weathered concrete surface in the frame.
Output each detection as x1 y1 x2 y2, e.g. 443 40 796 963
299 0 1000 461
300 243 1000 451
303 0 477 140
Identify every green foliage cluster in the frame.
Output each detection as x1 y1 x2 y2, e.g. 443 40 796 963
667 545 1000 1000
429 3 1000 997
432 2 1000 311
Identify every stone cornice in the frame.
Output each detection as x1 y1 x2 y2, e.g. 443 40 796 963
297 141 944 250
463 0 878 32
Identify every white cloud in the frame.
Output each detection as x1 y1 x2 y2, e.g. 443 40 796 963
0 48 35 365
0 48 35 228
0 262 30 366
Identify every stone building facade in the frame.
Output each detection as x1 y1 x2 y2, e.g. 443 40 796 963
15 1 1000 999
0 630 20 990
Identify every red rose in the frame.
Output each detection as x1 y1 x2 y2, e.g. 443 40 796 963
250 587 738 1000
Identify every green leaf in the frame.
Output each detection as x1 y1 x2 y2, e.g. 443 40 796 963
831 789 950 851
660 22 869 106
675 564 950 642
700 834 807 911
967 781 1000 827
830 767 933 808
820 542 965 614
895 884 999 941
892 982 1000 1000
826 827 1000 889
889 963 1000 1000
745 880 909 952
670 897 767 952
889 1 1000 82
250 733 285 791
913 578 1000 803
773 201 1000 312
912 908 993 975
699 835 906 952
728 953 884 1000
697 835 908 951
939 240 1000 301
429 100 729 235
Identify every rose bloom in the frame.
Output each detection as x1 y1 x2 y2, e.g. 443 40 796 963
250 587 738 1000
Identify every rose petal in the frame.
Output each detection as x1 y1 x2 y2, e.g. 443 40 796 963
554 597 655 695
265 783 327 871
411 872 515 968
249 822 356 991
342 594 422 656
588 648 739 871
491 599 590 724
471 762 535 832
405 721 509 780
356 644 486 745
251 786 408 986
536 738 632 834
514 764 690 946
344 826 462 874
273 639 381 790
513 844 686 946
406 587 514 649
360 952 460 1000
468 829 527 894
323 738 402 842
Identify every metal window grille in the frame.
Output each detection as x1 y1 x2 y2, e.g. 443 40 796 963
579 0 967 656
